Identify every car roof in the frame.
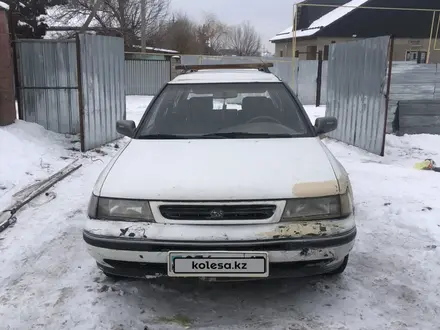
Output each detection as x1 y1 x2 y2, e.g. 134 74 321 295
169 69 282 84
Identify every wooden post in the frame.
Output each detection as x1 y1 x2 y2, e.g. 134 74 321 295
316 50 323 107
0 9 16 126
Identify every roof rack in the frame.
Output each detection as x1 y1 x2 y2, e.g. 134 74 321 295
175 63 274 74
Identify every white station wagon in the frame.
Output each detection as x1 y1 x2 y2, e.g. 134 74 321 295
84 63 356 281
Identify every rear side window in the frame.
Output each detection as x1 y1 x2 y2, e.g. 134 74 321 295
137 82 313 139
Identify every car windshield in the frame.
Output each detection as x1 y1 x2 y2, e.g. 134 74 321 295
136 82 312 139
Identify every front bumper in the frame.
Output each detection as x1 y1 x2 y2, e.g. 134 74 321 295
83 226 356 280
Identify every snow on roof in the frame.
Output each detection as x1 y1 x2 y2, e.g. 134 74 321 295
169 69 281 84
132 45 179 54
270 0 369 42
0 1 9 10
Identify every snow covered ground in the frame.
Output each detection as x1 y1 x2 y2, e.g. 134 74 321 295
1 96 440 330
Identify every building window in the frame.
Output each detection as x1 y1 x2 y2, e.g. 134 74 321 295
405 50 427 63
279 50 284 57
306 45 317 60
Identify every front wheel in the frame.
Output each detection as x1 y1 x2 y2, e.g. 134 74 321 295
325 255 349 276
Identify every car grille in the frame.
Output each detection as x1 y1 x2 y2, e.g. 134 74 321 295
159 204 277 220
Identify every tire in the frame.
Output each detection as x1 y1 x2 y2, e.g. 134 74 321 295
325 255 349 276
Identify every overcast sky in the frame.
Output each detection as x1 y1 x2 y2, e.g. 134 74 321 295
170 0 298 53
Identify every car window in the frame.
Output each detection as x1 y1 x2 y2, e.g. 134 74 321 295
136 82 313 139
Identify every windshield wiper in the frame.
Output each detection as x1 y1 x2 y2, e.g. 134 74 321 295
137 134 227 139
137 134 191 139
202 132 294 138
137 133 294 140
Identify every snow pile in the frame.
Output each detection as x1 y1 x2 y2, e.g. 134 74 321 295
303 105 325 123
0 1 9 10
383 133 440 169
125 95 154 125
0 95 152 209
0 120 72 209
386 133 440 158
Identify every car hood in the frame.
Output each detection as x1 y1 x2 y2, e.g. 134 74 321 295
98 137 342 200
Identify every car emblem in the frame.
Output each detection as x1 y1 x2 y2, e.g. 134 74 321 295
209 209 224 219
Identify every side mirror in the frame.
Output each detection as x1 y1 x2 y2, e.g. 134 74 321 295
315 117 338 135
116 120 136 137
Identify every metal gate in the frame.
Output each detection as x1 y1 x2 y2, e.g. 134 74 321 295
14 35 126 151
326 36 392 156
15 40 80 134
76 34 126 152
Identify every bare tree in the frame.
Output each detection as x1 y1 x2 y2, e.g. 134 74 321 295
156 12 229 55
79 0 103 33
51 0 170 48
160 13 202 54
227 21 261 56
197 13 229 55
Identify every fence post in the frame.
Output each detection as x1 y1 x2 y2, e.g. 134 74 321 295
0 9 17 126
316 50 323 107
8 8 22 120
382 35 395 156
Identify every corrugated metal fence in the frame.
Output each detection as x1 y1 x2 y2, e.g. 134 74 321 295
386 61 440 133
125 59 170 95
180 55 327 105
326 36 391 156
77 34 126 152
15 35 126 152
394 100 440 135
15 40 80 134
296 60 322 105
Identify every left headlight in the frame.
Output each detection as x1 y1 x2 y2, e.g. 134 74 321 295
88 194 154 222
281 190 353 222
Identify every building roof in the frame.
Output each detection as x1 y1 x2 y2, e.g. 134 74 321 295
131 45 179 54
0 1 9 10
270 0 369 42
169 69 281 84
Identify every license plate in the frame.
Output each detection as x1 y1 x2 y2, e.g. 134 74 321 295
167 251 269 277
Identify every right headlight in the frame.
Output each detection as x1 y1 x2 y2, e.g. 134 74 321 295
87 194 155 222
281 190 353 222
